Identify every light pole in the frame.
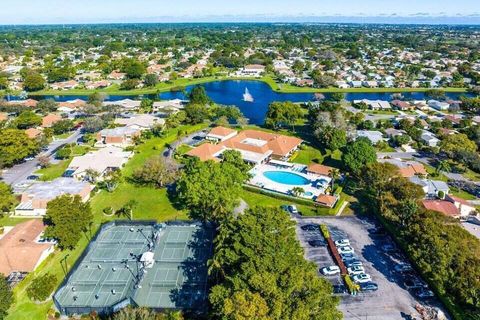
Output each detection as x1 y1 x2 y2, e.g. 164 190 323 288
61 253 70 276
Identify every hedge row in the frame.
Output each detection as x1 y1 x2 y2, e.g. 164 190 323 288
242 185 317 207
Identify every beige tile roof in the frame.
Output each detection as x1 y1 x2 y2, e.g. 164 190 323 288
0 220 54 275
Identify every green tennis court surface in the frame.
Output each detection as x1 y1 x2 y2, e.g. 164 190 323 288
54 221 214 316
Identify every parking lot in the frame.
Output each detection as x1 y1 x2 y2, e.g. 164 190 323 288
294 215 449 320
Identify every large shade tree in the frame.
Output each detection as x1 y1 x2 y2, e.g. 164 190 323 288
43 195 93 250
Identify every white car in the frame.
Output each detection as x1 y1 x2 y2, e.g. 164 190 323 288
347 265 365 275
288 205 298 214
335 239 350 247
338 246 354 254
321 266 341 276
352 273 372 283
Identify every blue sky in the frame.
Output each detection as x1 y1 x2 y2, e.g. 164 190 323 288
1 0 479 24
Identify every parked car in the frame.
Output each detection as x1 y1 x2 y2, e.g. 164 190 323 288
404 278 428 290
360 282 378 292
308 240 326 247
345 260 363 268
25 157 35 161
394 263 413 273
26 175 39 180
335 239 350 247
338 246 354 254
415 288 434 299
301 224 319 231
332 284 348 294
321 266 341 276
340 253 357 261
347 265 365 275
288 205 298 214
352 273 372 283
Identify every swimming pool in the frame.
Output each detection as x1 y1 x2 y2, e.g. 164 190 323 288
263 171 311 185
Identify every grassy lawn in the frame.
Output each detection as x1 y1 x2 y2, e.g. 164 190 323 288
240 189 319 216
35 160 71 181
291 146 324 165
0 216 32 227
175 144 193 156
91 185 187 222
53 132 73 140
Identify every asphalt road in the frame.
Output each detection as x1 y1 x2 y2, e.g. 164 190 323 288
1 129 82 191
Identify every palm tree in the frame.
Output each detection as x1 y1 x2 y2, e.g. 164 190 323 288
84 169 100 183
291 187 305 197
330 168 341 193
436 160 451 175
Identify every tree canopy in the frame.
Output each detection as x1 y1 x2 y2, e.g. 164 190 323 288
0 182 16 216
265 101 303 130
342 137 377 175
176 157 249 222
0 275 13 320
43 195 93 250
209 206 341 320
0 129 39 168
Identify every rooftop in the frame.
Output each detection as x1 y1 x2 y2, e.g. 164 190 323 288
0 220 54 276
21 178 92 200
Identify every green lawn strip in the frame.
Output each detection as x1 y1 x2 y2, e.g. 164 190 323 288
0 216 32 227
449 187 478 200
240 188 319 216
6 75 467 97
53 132 72 140
35 160 71 181
292 146 324 165
175 144 193 156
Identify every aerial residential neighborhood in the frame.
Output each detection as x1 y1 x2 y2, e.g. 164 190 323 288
0 2 480 320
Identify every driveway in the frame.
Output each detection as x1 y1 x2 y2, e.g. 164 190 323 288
162 129 208 159
294 215 449 320
1 129 82 191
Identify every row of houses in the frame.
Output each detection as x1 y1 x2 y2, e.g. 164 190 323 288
378 157 476 219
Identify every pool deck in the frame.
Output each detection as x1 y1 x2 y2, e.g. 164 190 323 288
248 163 331 199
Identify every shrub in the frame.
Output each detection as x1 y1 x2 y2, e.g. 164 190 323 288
27 273 57 302
343 275 360 294
320 224 330 239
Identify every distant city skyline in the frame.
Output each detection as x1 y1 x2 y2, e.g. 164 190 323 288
1 0 479 25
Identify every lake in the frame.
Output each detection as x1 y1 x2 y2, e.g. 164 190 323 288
13 80 471 124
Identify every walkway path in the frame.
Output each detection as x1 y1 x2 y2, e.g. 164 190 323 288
336 201 349 216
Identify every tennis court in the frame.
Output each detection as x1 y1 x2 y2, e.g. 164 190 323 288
54 221 214 316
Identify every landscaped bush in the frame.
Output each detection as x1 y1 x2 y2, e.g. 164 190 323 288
27 273 57 302
343 275 360 294
320 224 330 239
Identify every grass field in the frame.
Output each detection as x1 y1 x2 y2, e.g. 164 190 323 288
291 145 324 165
35 160 71 181
2 75 468 97
240 189 318 216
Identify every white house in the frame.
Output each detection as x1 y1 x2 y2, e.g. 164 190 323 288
420 130 440 147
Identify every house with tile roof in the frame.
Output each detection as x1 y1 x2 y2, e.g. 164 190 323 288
96 127 141 147
0 220 55 277
186 128 302 164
